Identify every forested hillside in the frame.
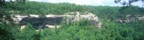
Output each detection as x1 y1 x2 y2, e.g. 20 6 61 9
4 2 90 14
0 2 144 40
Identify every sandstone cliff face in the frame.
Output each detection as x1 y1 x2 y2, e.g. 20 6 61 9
115 14 144 23
11 12 102 30
64 12 102 28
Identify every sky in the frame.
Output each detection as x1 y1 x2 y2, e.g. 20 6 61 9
24 0 143 7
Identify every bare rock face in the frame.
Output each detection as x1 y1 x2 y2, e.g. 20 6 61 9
115 14 144 23
11 14 28 24
20 25 26 31
11 12 102 31
64 12 102 28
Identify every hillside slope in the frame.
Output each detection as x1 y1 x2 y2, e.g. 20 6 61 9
0 2 144 40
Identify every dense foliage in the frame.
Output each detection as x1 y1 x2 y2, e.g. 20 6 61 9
5 2 90 14
0 2 144 40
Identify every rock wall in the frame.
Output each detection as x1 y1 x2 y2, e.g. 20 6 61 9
11 12 102 30
64 12 102 28
115 14 144 23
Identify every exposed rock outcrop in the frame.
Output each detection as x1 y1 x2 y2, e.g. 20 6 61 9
115 14 144 23
11 12 102 31
64 12 102 28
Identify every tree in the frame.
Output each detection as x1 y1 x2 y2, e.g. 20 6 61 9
0 23 15 40
114 0 144 6
0 0 6 6
17 23 35 40
114 0 144 13
16 0 27 3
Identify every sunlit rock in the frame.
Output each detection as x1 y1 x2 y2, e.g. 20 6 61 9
64 12 102 28
29 14 39 18
20 25 26 31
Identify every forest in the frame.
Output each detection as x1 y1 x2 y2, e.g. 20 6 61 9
0 0 144 40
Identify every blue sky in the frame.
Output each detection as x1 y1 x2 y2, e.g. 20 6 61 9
24 0 143 7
